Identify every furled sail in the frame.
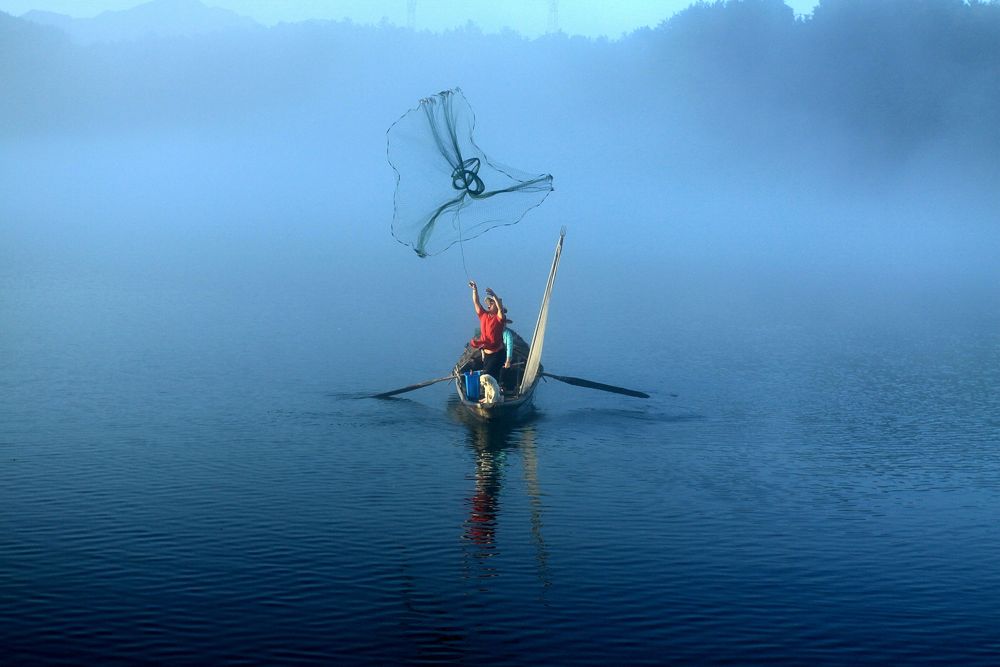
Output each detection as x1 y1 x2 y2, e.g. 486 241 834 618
519 228 565 395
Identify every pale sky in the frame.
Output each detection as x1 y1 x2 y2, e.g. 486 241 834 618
0 0 821 38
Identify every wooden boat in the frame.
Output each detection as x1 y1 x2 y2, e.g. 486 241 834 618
452 229 565 421
370 228 646 406
452 329 539 421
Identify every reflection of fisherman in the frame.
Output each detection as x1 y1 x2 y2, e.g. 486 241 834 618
468 280 506 381
466 450 500 547
458 420 549 587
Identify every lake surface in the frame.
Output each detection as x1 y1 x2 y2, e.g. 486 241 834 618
3 277 999 665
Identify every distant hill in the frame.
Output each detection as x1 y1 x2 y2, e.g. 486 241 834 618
22 0 259 44
3 0 999 172
1 8 67 42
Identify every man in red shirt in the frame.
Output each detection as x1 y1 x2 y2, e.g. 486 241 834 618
468 280 506 380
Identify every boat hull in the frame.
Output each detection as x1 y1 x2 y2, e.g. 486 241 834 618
453 329 539 422
452 377 538 422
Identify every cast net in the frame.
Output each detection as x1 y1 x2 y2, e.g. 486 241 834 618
387 88 554 257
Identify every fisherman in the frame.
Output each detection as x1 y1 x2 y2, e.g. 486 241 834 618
500 319 516 393
468 280 506 381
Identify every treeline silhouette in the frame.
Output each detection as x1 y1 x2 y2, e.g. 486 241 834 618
642 0 1000 156
2 0 998 167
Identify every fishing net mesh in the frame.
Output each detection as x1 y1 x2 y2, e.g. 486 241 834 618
387 88 554 257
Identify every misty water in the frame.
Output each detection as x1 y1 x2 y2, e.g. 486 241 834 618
4 1 1000 663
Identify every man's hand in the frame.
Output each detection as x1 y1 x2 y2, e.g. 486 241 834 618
468 280 477 290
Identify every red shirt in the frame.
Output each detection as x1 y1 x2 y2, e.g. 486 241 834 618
471 311 504 353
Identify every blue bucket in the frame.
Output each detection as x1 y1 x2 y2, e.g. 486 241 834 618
463 371 482 401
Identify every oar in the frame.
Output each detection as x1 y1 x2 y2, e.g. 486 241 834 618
541 372 650 399
370 374 458 399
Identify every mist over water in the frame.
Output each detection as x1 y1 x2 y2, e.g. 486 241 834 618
3 1 1000 663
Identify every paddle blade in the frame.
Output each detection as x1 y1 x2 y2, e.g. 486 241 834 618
370 374 457 399
542 373 649 399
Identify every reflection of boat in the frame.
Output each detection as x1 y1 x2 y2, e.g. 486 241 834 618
450 402 550 587
452 229 565 422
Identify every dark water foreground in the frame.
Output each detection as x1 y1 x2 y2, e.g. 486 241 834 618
3 281 1000 665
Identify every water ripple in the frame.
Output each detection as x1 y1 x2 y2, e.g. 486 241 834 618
4 310 1000 663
